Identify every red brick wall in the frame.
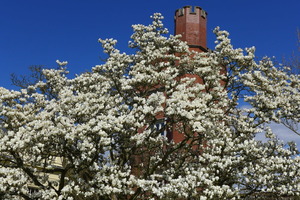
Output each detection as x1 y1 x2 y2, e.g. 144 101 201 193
174 6 208 52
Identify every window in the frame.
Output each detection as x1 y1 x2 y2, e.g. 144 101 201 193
151 118 171 138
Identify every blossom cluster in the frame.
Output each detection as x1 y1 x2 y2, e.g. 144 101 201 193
0 13 300 199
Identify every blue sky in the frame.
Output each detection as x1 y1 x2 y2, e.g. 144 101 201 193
1 0 299 89
0 0 300 146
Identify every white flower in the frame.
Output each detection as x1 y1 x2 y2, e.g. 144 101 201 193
56 59 68 66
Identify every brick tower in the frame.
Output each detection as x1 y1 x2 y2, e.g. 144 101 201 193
170 6 208 143
131 5 210 179
174 6 208 52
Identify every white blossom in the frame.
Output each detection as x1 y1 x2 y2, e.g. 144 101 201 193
0 13 300 199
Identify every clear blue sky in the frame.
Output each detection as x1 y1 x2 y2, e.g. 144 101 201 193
0 0 300 145
1 0 299 89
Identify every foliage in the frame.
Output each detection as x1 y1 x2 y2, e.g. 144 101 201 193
1 13 300 200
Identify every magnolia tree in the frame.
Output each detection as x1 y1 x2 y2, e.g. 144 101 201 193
1 13 300 200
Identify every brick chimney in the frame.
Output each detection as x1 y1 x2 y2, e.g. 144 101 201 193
175 6 208 52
